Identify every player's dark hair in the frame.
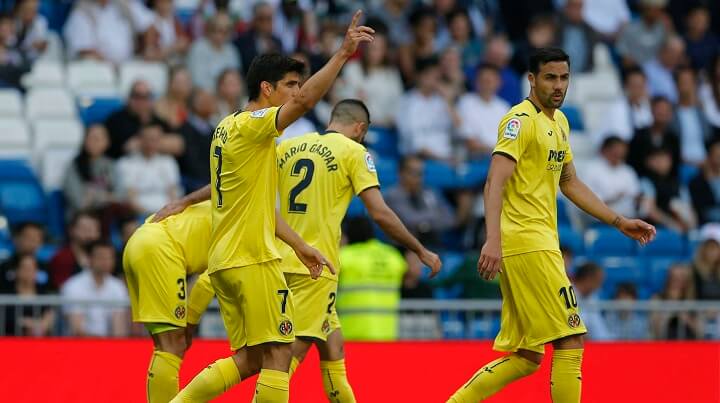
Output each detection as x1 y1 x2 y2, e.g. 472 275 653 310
528 47 570 74
574 262 602 282
600 135 626 151
88 240 115 254
344 217 374 244
245 54 305 101
614 282 638 299
330 99 370 125
11 221 44 238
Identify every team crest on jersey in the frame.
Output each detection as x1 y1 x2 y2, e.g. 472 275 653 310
567 313 581 328
365 152 376 173
174 305 186 320
279 319 294 336
503 118 521 139
250 108 269 118
322 319 331 334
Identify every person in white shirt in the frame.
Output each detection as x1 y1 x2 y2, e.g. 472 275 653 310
699 54 720 130
396 56 456 161
642 35 685 104
456 63 510 158
583 136 640 219
13 0 49 62
675 66 712 165
186 12 240 91
572 262 614 341
63 0 154 64
581 0 630 41
115 124 181 215
61 241 128 337
597 67 653 145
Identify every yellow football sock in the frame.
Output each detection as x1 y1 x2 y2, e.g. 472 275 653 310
551 349 583 403
147 350 182 403
320 359 356 403
448 354 539 402
288 357 300 379
171 357 240 402
254 369 289 403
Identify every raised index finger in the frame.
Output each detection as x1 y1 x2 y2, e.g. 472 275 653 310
349 9 362 29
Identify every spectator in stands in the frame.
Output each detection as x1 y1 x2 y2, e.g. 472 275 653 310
699 54 720 131
396 57 456 161
142 0 189 63
0 13 28 89
63 125 116 219
49 211 101 289
639 148 697 232
683 6 719 73
457 64 510 159
692 226 720 300
616 0 669 67
63 0 154 64
431 252 501 299
370 0 412 49
643 35 686 104
104 80 177 159
187 12 240 91
483 35 521 105
1 255 55 336
651 263 699 339
584 136 641 219
0 222 46 288
675 67 712 165
556 0 597 73
272 0 312 54
179 88 217 192
581 0 630 42
213 68 246 123
690 138 720 225
572 262 614 340
600 67 653 144
605 283 650 340
437 46 466 104
115 124 181 215
234 2 282 76
336 30 404 128
154 65 192 130
398 7 438 85
510 14 557 76
498 0 554 42
13 0 48 62
446 8 484 75
61 241 128 337
307 21 341 74
385 156 455 247
628 96 681 178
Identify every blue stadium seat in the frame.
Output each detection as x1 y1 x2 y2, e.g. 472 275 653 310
598 256 645 297
0 238 13 261
585 226 636 256
440 312 465 339
557 197 571 226
679 164 699 185
423 160 457 189
434 252 465 282
46 190 66 239
0 160 47 226
77 96 123 126
455 159 489 189
638 228 685 257
375 157 398 188
647 257 684 294
36 244 58 264
345 196 367 218
364 127 399 158
559 225 584 255
467 315 501 339
561 105 584 131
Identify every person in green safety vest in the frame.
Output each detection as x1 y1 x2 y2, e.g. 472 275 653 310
337 216 409 341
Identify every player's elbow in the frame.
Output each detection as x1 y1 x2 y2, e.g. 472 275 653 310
291 91 318 113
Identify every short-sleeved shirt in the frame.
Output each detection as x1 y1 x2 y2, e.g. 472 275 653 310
493 98 573 257
276 131 380 280
208 107 283 273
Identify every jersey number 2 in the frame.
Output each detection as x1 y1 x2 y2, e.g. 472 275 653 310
288 158 315 213
213 146 223 208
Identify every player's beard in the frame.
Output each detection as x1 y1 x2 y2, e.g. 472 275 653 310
543 90 566 109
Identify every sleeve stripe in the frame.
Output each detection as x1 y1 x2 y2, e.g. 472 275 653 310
492 151 517 162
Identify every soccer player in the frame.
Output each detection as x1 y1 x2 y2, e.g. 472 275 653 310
171 11 375 403
276 99 442 401
447 48 656 403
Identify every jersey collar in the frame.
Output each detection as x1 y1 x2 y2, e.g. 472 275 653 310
322 130 341 136
524 97 542 113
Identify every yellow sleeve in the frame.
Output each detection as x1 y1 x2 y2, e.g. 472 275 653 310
561 117 574 164
237 106 282 142
493 114 533 162
187 271 215 325
348 148 380 194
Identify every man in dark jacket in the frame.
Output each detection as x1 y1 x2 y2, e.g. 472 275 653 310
690 137 720 225
178 88 217 192
234 2 283 75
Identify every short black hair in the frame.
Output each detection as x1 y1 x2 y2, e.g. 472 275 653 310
408 6 435 28
673 65 695 83
574 262 602 281
343 217 375 244
476 62 500 76
528 47 570 74
600 135 626 151
415 56 440 75
650 95 672 108
89 240 115 254
399 154 423 172
11 222 44 238
622 66 646 84
245 54 305 101
614 282 638 299
330 99 370 125
69 210 99 229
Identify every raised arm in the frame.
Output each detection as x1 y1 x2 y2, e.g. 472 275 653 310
151 185 211 222
275 10 374 131
559 161 656 244
275 209 336 278
478 154 516 280
360 187 442 277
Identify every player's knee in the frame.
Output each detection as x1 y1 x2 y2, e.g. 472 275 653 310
262 342 293 370
515 349 544 366
157 329 189 358
552 334 585 350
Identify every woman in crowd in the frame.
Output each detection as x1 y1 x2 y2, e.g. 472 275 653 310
651 264 700 339
142 0 190 63
699 54 720 131
153 65 192 130
213 68 246 123
692 229 720 299
1 255 55 336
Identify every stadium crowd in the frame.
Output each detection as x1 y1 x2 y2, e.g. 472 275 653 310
0 0 720 341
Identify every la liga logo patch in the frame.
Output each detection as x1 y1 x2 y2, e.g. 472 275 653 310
503 118 521 140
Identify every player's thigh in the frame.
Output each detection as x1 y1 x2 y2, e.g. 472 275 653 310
209 268 247 351
241 261 295 347
124 225 188 327
285 273 338 341
315 328 346 362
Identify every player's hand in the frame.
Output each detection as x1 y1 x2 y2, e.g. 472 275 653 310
616 217 657 246
338 10 374 59
418 249 442 279
478 238 502 281
295 244 336 280
151 199 189 223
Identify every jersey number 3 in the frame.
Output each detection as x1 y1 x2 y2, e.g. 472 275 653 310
288 158 315 213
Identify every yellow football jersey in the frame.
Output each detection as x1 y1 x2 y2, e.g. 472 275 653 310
145 200 212 275
493 98 573 257
208 107 283 273
277 131 380 280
